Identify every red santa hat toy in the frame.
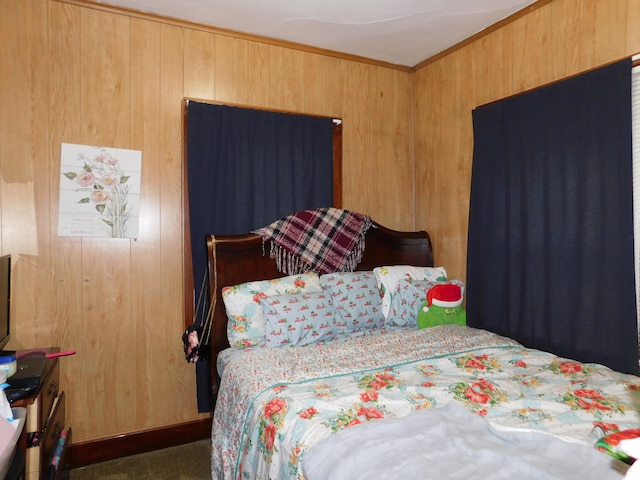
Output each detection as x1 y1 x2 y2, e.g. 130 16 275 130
424 283 463 312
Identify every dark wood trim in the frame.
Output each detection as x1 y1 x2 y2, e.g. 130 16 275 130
66 417 211 468
183 100 195 331
333 121 343 208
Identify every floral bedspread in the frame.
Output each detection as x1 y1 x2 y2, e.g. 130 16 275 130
210 325 640 480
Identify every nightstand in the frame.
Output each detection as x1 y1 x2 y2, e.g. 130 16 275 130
10 350 71 480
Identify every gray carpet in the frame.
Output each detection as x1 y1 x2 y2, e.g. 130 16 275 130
69 439 211 480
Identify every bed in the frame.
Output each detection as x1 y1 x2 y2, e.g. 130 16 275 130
206 213 640 480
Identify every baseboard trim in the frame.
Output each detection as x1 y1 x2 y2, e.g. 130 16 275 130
66 417 212 468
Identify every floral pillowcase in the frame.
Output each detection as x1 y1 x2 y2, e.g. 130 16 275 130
223 268 452 349
320 271 385 338
387 279 440 328
387 278 465 328
260 291 337 347
222 272 322 349
373 265 447 320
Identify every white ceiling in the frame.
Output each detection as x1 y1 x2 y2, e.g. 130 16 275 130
97 0 539 67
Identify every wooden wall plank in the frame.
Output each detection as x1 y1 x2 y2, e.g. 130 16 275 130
49 0 86 441
325 56 348 120
129 18 167 427
268 46 306 111
370 67 414 229
246 41 270 108
79 7 131 145
413 61 440 258
627 0 640 55
0 0 57 356
158 22 193 427
76 6 135 438
589 0 629 66
0 0 49 258
550 0 582 80
302 52 328 115
510 5 553 94
184 29 216 101
340 63 372 213
213 35 249 105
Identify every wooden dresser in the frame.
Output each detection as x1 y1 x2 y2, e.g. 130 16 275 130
11 351 71 480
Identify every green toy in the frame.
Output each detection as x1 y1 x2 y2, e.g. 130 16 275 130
417 282 466 329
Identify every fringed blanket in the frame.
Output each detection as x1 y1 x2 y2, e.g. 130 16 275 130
252 208 372 275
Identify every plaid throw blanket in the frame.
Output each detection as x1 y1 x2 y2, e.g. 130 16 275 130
253 208 372 275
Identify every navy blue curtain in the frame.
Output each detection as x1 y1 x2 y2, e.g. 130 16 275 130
186 101 334 411
467 58 638 375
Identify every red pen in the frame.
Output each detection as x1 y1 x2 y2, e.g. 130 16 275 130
46 350 76 359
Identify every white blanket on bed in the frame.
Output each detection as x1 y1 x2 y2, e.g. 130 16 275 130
302 403 628 480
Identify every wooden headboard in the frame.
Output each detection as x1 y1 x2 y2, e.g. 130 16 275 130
206 221 434 400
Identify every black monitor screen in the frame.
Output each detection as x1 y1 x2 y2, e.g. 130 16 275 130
0 255 10 350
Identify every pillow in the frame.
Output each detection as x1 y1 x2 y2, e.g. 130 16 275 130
260 291 337 347
373 265 447 319
222 272 322 348
416 280 466 329
320 271 385 338
387 279 441 328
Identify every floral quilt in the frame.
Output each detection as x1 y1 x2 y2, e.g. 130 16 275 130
210 325 640 480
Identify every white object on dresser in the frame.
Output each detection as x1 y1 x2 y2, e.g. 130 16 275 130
0 407 26 479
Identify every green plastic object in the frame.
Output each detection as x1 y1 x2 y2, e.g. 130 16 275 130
416 303 466 329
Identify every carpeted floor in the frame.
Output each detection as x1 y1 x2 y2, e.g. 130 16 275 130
69 439 211 480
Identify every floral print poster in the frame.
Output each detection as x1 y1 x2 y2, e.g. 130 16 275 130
58 143 141 238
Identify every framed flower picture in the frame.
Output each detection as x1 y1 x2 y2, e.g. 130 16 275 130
58 143 141 239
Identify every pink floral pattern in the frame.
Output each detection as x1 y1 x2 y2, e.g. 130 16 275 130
257 397 288 463
260 291 337 347
320 271 386 336
222 272 323 348
449 377 508 414
211 325 640 480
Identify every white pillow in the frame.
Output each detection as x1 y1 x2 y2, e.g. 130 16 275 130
373 265 447 319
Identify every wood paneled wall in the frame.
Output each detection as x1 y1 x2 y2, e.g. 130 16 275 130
0 0 414 442
414 0 640 281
